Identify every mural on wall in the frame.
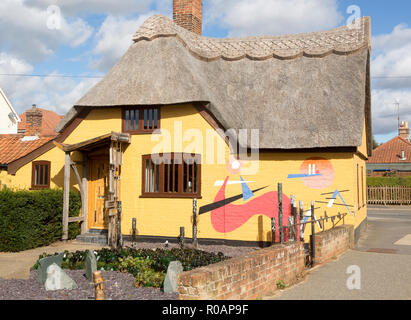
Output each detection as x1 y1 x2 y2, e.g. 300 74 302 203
288 157 335 189
316 189 355 217
199 176 292 239
199 156 354 241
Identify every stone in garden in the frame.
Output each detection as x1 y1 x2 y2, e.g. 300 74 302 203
85 250 97 282
44 263 78 291
164 261 183 293
37 252 64 284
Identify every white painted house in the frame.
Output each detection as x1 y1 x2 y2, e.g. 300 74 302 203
0 88 20 134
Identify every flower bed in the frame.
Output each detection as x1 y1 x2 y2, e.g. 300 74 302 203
33 248 230 288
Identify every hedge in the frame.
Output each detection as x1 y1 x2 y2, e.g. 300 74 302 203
0 188 81 252
367 176 411 187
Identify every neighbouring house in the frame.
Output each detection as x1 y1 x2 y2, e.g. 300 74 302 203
1 0 372 247
0 106 63 189
367 121 411 177
0 87 21 134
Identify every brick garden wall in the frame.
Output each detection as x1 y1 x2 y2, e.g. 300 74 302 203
178 242 306 300
313 225 354 265
178 225 355 300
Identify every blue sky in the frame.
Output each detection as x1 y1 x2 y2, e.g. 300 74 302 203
1 0 411 144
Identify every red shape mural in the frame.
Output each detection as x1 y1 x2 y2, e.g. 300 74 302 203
210 177 293 241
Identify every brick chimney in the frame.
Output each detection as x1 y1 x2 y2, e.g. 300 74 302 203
173 0 203 35
25 105 42 136
399 121 410 141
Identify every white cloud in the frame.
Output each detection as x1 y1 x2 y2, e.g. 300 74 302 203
206 0 343 37
89 13 153 72
0 0 93 63
369 23 411 141
372 24 411 90
0 52 99 115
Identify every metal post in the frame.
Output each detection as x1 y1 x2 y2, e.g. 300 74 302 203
311 201 316 267
132 218 137 244
179 227 185 248
292 198 297 241
271 217 276 244
192 198 198 249
117 201 123 249
278 183 283 244
299 201 304 242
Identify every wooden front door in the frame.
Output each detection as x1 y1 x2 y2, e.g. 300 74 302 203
88 158 109 230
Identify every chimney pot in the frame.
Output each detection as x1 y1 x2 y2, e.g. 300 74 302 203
399 120 410 141
173 0 203 35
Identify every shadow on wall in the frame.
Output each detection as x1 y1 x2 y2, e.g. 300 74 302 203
51 165 81 192
257 215 273 248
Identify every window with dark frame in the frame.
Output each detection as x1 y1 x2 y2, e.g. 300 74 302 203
122 107 160 134
31 161 51 189
141 153 201 198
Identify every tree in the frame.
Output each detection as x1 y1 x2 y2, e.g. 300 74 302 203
372 136 381 150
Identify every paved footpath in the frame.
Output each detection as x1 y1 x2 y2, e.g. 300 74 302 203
0 241 106 280
265 206 411 300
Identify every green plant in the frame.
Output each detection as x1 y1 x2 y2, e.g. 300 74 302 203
276 280 286 290
367 176 411 187
0 189 81 252
33 247 230 288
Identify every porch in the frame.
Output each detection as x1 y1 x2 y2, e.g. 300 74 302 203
54 132 131 248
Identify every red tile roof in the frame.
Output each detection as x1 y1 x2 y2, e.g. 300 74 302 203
0 134 55 165
367 136 411 164
18 108 63 136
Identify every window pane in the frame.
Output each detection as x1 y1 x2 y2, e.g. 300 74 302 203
130 110 135 130
144 109 148 129
135 110 139 129
170 161 174 192
44 165 48 186
150 160 155 192
155 164 159 192
183 162 187 193
35 165 39 185
189 163 194 193
39 165 44 185
174 163 179 193
194 163 198 193
149 109 153 129
145 159 149 192
164 163 169 192
125 110 129 130
154 109 158 128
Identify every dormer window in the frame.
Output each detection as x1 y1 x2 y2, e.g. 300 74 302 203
122 107 160 134
400 150 407 161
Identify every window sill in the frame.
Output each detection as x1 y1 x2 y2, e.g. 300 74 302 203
30 186 50 190
140 194 202 199
123 130 162 135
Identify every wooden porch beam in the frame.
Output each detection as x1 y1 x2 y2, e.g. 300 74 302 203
62 152 70 241
70 160 87 235
68 216 85 223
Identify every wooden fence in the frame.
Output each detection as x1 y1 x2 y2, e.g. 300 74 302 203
367 186 411 205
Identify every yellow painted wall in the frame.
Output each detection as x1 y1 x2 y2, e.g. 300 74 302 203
1 146 78 191
4 104 367 243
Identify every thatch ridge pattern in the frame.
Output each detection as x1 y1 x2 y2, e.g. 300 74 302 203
132 15 370 61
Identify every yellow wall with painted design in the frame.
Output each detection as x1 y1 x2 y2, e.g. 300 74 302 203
3 104 368 243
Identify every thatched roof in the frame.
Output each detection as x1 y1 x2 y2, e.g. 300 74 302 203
57 15 372 154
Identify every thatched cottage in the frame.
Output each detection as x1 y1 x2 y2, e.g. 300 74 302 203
2 0 372 247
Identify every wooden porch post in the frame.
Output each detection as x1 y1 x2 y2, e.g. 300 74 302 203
62 152 71 241
82 153 88 235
